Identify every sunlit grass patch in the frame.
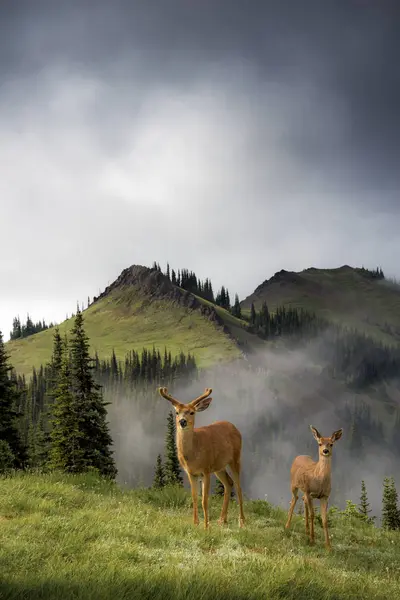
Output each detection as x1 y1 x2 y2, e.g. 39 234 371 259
0 471 399 599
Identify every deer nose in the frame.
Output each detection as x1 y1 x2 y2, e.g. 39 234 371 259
179 418 187 428
322 448 329 455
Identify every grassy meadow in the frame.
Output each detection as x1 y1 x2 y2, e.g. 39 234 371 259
6 287 242 377
0 471 399 599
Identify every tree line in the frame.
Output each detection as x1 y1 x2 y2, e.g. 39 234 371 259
357 266 385 280
9 315 55 340
0 312 116 476
312 326 400 389
247 301 327 340
0 310 198 477
152 261 234 310
94 346 197 390
245 299 400 390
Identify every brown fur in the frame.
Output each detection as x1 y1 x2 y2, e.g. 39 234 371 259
285 425 343 550
158 387 245 529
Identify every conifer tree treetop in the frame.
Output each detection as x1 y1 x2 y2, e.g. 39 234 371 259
0 330 26 468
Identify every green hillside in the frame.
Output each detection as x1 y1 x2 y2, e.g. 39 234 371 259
241 266 400 346
6 266 245 377
0 472 399 600
8 263 400 379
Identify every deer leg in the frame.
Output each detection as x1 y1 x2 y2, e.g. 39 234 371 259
320 497 331 551
285 487 298 529
229 460 245 527
187 473 199 526
201 472 211 529
304 494 315 544
215 469 233 525
303 495 310 535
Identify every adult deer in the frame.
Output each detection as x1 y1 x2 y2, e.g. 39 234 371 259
158 386 245 529
285 425 343 550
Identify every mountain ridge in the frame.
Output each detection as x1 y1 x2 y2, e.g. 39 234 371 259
241 265 400 346
5 264 248 377
6 262 400 377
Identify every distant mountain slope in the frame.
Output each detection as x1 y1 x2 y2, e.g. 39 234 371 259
9 263 400 378
241 265 400 345
7 265 248 377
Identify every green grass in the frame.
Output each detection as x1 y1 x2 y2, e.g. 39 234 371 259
6 286 242 377
193 294 268 352
0 472 399 599
242 266 400 346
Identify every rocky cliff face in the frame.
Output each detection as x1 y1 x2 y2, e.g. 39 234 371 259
93 264 221 324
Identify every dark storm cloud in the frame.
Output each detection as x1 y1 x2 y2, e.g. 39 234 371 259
1 0 400 337
2 0 399 195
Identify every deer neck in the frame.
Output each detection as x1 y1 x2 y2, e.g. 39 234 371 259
176 425 196 459
315 455 332 482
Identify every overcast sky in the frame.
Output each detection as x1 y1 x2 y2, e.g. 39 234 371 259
1 0 399 339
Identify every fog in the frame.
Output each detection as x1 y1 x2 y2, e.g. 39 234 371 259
106 337 398 519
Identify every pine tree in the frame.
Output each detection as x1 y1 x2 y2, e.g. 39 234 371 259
215 477 225 496
0 440 15 474
359 480 374 524
250 303 256 325
0 331 26 468
24 314 34 337
164 411 183 486
220 286 226 307
153 453 166 488
260 301 270 337
214 476 235 498
49 328 63 382
382 476 400 530
46 327 64 428
166 263 170 281
226 289 231 310
48 342 85 472
10 316 22 340
69 309 117 478
27 411 50 469
110 349 119 382
231 294 242 318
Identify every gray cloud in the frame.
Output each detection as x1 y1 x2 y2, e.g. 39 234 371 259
1 1 400 338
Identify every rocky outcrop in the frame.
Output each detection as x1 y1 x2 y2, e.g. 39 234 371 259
93 264 222 325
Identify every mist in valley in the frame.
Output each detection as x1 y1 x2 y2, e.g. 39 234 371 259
106 334 400 519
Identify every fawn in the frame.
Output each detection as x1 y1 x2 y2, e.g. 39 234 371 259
285 425 343 550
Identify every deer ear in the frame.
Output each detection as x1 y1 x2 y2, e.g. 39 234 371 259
310 425 321 441
331 428 343 442
194 397 213 412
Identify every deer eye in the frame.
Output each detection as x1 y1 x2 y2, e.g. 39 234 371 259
189 411 194 415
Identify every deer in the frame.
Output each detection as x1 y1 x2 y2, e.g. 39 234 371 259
285 425 343 550
158 386 245 529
